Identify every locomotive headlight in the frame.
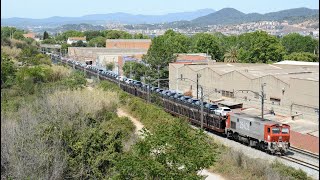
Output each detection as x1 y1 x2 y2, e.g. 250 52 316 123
268 135 270 141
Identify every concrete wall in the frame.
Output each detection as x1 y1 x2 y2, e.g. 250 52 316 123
106 39 151 49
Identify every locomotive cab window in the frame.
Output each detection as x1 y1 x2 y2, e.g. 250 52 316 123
268 128 270 133
272 127 280 134
282 127 289 134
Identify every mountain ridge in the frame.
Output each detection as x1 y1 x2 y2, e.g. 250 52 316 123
1 9 216 27
191 7 319 25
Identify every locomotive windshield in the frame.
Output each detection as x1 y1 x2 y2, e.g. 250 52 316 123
272 127 280 134
281 127 289 134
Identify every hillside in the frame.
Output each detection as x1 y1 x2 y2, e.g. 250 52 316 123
192 7 319 25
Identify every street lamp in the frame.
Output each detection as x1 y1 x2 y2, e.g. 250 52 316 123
234 83 267 120
196 73 201 99
157 65 160 88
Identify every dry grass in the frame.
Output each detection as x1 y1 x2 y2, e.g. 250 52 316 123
1 88 120 179
49 65 72 82
1 45 22 59
209 148 310 180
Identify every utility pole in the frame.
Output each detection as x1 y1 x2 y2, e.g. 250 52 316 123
147 77 150 103
261 83 266 120
157 65 160 88
196 73 201 99
118 64 120 87
130 63 132 78
200 86 204 129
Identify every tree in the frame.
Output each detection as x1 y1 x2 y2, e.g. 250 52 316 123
1 27 17 39
190 33 223 60
115 120 216 179
61 43 71 54
281 33 318 54
133 33 149 39
71 40 87 47
237 31 285 63
224 46 238 63
55 30 85 41
88 36 106 47
43 31 49 40
104 30 132 39
12 31 25 40
143 30 190 83
1 54 16 87
84 30 102 41
41 38 56 44
122 61 147 80
106 62 115 71
284 52 319 62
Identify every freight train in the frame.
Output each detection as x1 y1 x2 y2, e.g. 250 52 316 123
57 56 291 155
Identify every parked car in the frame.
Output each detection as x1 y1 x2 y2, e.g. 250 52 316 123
151 87 159 92
180 96 192 103
132 80 142 87
125 78 133 84
173 93 183 100
156 88 164 94
204 103 219 113
194 101 208 107
187 98 200 105
214 107 232 117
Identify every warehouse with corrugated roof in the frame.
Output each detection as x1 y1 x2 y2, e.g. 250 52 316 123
169 61 319 122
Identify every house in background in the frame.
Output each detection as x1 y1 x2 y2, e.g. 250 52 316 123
67 36 87 45
23 32 40 41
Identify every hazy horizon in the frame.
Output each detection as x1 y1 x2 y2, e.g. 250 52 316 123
2 0 319 19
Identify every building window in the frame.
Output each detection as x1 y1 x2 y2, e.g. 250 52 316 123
270 97 281 105
221 90 226 96
222 90 234 98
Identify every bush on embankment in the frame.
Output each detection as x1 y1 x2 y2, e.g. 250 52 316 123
1 83 135 179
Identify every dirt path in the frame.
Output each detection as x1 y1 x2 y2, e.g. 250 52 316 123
117 108 144 136
116 108 225 180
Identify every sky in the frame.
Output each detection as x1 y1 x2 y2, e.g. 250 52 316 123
2 0 319 19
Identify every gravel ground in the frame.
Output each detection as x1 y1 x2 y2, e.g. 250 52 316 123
190 125 319 180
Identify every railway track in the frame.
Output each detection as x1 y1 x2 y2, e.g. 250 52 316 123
280 155 319 171
290 146 319 159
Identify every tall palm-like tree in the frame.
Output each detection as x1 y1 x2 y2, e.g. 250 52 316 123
224 47 238 63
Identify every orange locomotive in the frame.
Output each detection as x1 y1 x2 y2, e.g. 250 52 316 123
225 112 290 155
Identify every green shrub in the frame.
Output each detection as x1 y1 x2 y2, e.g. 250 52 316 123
60 71 86 89
272 161 312 180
